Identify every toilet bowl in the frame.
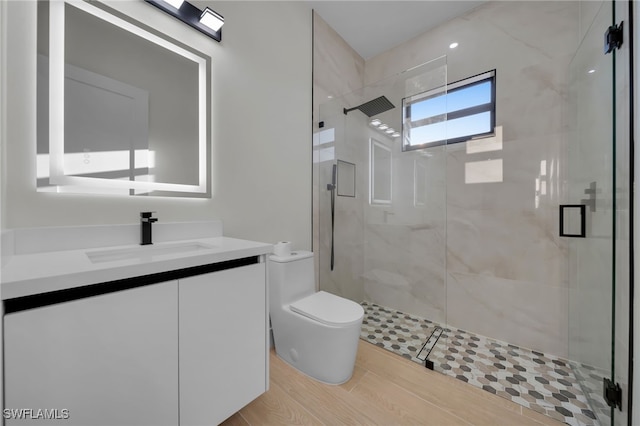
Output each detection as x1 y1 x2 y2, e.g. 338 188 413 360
268 250 364 385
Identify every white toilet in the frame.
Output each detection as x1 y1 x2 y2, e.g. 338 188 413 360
268 250 364 385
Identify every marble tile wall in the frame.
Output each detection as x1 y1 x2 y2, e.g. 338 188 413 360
362 1 581 359
312 13 365 295
363 134 448 324
314 1 627 366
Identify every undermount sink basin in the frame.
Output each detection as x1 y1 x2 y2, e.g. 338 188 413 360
86 242 215 263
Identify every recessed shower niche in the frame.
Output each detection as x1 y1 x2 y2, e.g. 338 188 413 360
37 0 211 197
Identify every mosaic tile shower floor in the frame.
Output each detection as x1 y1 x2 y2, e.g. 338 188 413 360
360 302 610 426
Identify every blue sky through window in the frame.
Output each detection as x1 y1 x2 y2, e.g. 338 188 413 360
404 73 495 149
408 112 492 145
410 81 492 121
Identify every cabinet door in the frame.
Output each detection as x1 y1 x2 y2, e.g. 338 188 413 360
4 281 179 426
179 263 267 426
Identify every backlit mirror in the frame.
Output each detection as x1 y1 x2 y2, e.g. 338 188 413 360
37 0 211 197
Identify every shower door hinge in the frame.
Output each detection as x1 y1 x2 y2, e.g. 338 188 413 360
603 378 622 410
605 22 623 54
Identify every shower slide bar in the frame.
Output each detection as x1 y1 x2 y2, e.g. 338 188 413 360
327 164 336 271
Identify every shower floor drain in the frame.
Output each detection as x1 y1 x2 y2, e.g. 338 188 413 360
416 326 443 369
360 301 609 426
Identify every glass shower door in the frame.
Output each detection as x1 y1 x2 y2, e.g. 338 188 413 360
565 2 628 425
316 56 448 356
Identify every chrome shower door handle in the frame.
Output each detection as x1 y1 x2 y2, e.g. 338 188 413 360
559 204 586 238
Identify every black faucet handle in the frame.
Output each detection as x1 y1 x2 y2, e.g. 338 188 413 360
140 212 158 245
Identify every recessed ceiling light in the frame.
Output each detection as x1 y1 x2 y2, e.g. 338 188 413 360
378 124 389 130
588 69 596 74
449 42 459 49
392 132 400 138
370 119 381 126
385 128 395 134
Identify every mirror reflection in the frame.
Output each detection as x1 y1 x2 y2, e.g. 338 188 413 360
369 138 392 204
37 0 210 197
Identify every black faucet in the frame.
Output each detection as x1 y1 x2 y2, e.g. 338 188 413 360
140 212 158 245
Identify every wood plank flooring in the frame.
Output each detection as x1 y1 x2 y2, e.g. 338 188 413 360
222 340 564 425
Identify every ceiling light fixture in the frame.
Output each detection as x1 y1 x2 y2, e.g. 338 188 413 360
146 0 224 42
200 8 225 32
449 42 459 49
370 119 381 126
378 124 389 130
164 0 184 9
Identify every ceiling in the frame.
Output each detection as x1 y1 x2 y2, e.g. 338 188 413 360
307 1 486 60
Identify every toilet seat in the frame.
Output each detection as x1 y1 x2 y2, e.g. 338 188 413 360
290 291 364 327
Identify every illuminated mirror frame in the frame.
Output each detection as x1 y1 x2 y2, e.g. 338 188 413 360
49 0 208 194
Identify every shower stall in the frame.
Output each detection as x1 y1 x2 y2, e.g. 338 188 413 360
314 2 631 425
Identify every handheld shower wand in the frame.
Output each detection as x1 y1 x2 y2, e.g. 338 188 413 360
328 164 337 271
327 163 336 190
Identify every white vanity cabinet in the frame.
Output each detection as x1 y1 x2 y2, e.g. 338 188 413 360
179 262 268 425
4 281 180 425
3 260 269 426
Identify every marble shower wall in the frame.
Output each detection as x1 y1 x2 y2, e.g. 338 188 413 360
364 1 582 359
312 13 366 299
313 2 626 361
363 142 448 324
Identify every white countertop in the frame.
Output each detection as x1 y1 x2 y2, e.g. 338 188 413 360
1 237 273 300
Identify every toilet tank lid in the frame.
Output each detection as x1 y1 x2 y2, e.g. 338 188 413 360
269 250 313 263
290 291 364 326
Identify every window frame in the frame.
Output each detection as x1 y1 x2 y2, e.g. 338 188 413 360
402 69 496 151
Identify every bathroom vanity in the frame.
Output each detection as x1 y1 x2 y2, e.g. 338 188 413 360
1 221 272 425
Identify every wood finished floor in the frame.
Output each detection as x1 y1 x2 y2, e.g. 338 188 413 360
222 340 564 425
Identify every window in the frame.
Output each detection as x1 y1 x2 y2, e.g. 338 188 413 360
402 70 496 151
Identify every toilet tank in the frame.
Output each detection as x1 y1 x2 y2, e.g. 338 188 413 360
268 250 315 305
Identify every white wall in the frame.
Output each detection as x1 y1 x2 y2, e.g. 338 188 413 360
201 0 312 248
2 0 312 250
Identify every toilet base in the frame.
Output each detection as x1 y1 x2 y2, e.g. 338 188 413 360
271 308 363 385
274 352 355 385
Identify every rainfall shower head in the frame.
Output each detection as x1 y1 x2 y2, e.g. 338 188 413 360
343 96 395 117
